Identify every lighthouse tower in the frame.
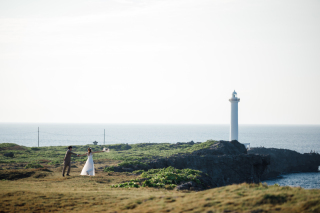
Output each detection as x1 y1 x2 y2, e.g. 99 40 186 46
229 90 240 141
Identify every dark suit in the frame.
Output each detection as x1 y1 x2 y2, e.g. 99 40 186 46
62 149 77 176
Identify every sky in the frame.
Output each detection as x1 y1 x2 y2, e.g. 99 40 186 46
0 0 319 124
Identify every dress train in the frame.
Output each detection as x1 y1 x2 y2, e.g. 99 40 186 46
80 153 95 176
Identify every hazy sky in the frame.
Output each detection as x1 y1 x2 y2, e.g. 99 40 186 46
0 0 319 124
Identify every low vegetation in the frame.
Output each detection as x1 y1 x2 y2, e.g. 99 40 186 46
118 160 148 168
0 142 319 212
0 171 319 213
0 140 218 167
111 166 202 189
24 163 43 169
103 165 115 172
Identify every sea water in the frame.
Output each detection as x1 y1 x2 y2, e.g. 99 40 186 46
265 172 320 189
0 123 319 188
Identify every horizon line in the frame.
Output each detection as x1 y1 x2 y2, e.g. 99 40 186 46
0 122 319 126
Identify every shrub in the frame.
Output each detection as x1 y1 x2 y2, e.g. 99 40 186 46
25 163 43 169
0 143 19 148
111 166 202 190
104 166 115 172
105 144 131 151
118 160 148 168
48 160 61 165
111 181 140 188
75 158 87 162
132 170 144 174
31 147 41 151
141 166 202 188
190 140 217 151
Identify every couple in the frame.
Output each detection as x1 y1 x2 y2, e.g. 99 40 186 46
62 146 109 177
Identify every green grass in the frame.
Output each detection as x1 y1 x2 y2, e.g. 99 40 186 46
111 166 202 189
103 166 115 172
0 143 20 148
118 160 148 168
24 163 43 169
1 172 319 213
0 141 320 212
0 140 218 165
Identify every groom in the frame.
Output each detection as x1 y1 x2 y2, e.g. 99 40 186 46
62 146 79 177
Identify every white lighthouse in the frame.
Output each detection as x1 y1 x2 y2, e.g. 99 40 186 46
229 90 240 141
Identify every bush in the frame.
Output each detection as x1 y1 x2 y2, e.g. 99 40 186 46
0 143 19 148
48 160 61 165
190 140 217 151
106 144 131 151
25 163 43 169
104 166 115 172
132 170 144 174
111 166 202 190
141 166 202 188
75 158 87 162
31 147 41 151
111 181 140 188
118 160 148 168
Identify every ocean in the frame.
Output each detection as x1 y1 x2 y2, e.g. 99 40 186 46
0 123 319 188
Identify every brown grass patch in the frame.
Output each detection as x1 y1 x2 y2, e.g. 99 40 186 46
0 145 26 151
0 168 319 213
0 168 52 180
0 170 35 180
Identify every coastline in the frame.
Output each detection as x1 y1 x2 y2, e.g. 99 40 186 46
1 141 320 212
1 124 319 154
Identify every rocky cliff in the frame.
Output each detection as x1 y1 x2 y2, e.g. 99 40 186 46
147 153 270 188
191 140 247 156
111 141 320 189
114 141 270 189
248 148 320 180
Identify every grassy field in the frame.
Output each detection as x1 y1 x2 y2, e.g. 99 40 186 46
0 143 320 213
0 141 217 165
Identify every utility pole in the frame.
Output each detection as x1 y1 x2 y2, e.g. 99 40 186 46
104 129 105 145
38 127 39 147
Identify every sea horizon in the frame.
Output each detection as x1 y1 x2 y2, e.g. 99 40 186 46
1 123 319 189
1 122 320 125
0 123 319 154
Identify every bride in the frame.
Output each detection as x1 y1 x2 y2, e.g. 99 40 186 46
79 147 109 176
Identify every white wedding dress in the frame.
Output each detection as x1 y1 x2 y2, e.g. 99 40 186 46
80 153 95 176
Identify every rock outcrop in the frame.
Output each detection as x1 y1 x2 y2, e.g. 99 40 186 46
147 152 270 188
192 140 247 156
248 148 320 180
111 141 320 189
113 141 270 188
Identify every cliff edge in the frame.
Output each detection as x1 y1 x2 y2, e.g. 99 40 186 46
115 140 270 189
248 147 320 180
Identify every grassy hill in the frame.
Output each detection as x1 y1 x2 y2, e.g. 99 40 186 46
0 141 217 165
0 142 319 212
